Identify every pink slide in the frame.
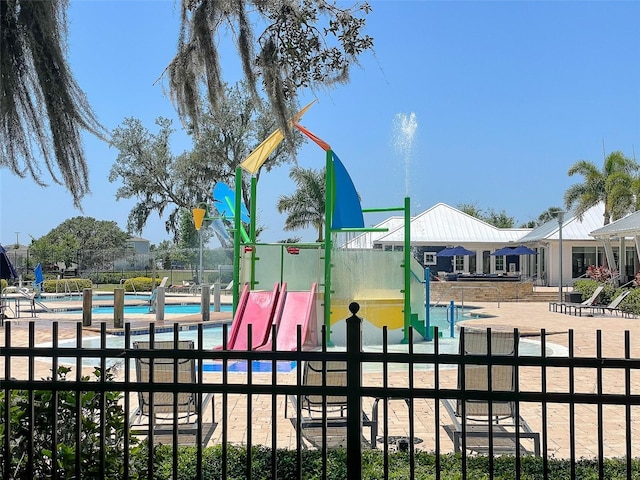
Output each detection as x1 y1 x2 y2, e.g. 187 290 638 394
225 283 280 350
259 282 317 351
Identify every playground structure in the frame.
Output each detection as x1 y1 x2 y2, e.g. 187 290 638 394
198 105 430 348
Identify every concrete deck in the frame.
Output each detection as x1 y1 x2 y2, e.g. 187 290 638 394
1 294 639 458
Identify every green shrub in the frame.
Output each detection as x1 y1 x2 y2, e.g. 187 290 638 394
85 271 155 285
88 271 128 285
573 278 640 315
42 278 93 293
0 366 136 479
122 276 160 292
618 287 640 316
126 445 640 479
0 279 7 290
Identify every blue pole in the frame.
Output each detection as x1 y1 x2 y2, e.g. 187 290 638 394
425 267 432 341
448 300 455 338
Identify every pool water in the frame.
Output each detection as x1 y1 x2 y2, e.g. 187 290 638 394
42 323 566 373
89 304 232 315
48 325 296 372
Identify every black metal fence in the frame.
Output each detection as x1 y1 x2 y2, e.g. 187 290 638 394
2 314 640 480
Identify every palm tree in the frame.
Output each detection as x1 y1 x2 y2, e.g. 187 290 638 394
277 167 325 242
537 206 565 225
564 151 639 225
1 0 108 207
607 168 640 220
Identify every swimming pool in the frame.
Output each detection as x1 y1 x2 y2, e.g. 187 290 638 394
54 303 232 315
45 325 296 372
41 323 567 372
67 303 233 315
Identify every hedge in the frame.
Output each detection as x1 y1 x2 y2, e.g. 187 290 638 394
573 279 640 316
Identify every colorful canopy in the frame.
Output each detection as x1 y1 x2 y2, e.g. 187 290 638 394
212 182 250 223
330 151 364 229
239 101 316 175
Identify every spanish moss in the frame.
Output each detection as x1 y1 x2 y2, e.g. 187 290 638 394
166 0 373 143
0 0 108 208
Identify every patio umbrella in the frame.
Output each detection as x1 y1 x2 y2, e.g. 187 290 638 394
34 263 44 291
0 245 17 280
436 245 476 257
510 245 538 255
490 247 516 256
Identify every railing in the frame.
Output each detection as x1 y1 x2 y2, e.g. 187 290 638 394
53 278 82 296
120 277 136 294
0 287 51 319
2 313 640 479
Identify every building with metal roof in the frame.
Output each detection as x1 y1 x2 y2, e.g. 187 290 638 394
589 210 640 283
341 202 623 287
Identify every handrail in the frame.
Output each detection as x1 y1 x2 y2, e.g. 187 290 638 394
410 270 425 284
55 279 82 296
1 286 51 314
120 278 136 294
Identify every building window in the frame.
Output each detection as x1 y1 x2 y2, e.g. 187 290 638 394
424 252 436 265
394 245 403 252
455 256 464 272
495 256 504 271
572 246 596 278
626 247 636 278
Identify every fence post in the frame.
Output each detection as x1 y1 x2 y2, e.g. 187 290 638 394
201 284 210 322
213 282 221 312
114 288 124 328
346 301 362 478
82 288 92 326
155 286 165 324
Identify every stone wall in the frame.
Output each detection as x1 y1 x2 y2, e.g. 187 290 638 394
429 281 533 303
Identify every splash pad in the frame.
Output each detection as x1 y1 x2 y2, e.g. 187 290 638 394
207 105 428 348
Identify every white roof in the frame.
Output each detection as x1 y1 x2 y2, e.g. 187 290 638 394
590 210 640 238
340 217 406 249
519 202 605 242
375 203 530 244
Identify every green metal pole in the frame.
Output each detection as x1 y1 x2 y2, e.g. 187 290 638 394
280 244 285 284
402 196 411 344
323 150 334 347
232 167 242 314
250 176 257 289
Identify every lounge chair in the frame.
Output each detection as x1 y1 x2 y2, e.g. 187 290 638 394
587 289 632 317
285 360 377 449
549 285 604 315
169 280 194 293
441 329 540 456
130 340 216 444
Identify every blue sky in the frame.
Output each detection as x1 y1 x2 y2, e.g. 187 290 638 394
1 1 639 248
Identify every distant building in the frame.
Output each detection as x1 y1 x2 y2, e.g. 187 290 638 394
126 237 150 254
341 202 627 287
